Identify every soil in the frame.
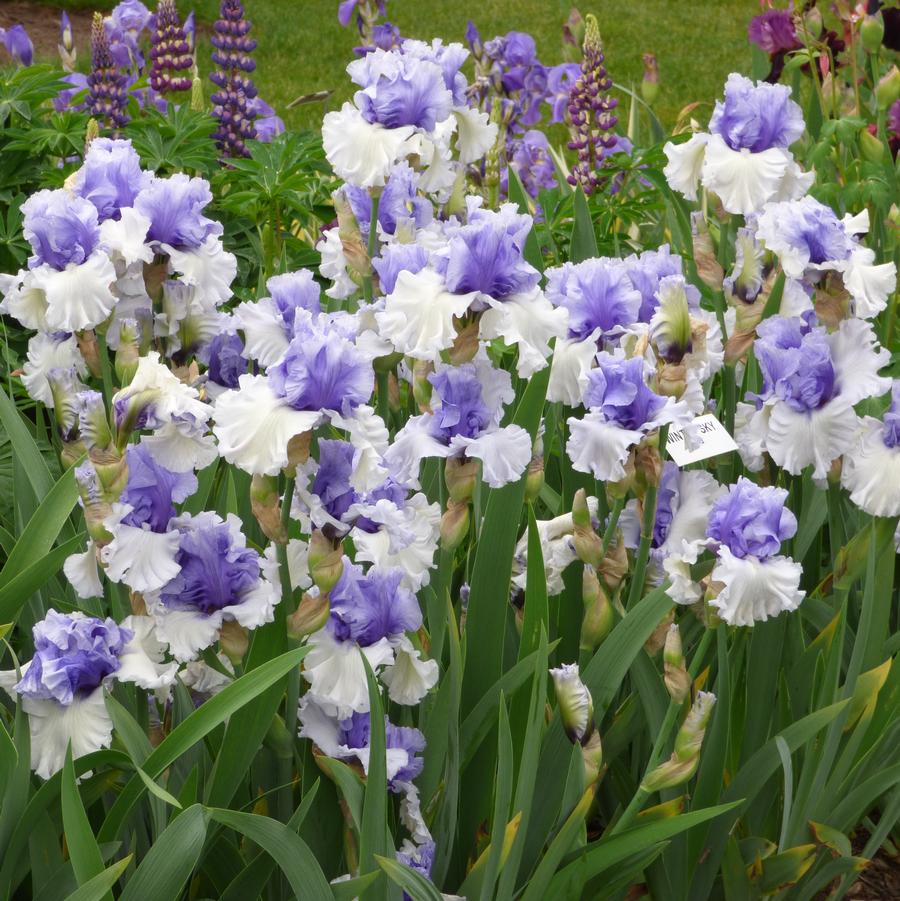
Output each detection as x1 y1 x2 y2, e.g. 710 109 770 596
0 2 95 62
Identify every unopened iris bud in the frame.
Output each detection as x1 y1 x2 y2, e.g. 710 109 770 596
641 53 659 106
663 623 690 703
264 713 294 759
47 367 82 443
412 359 434 412
650 276 693 364
860 127 886 163
334 192 371 279
641 691 716 791
445 456 479 503
114 319 140 386
876 66 900 110
582 730 603 784
448 319 480 365
599 532 628 590
550 663 595 744
75 462 113 543
287 591 330 639
77 390 113 452
441 498 470 550
308 527 344 594
572 488 603 567
525 453 545 503
84 118 100 152
250 474 286 544
691 213 724 292
581 565 614 651
861 13 885 53
802 7 823 39
657 363 687 399
219 619 249 664
191 67 204 112
286 431 312 472
75 329 103 379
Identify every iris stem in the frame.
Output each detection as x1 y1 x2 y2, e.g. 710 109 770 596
362 192 380 304
610 625 715 834
626 426 669 610
601 496 625 557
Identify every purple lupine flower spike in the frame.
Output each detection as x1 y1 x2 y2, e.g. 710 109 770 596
149 0 194 94
210 0 258 158
87 13 129 129
566 14 618 195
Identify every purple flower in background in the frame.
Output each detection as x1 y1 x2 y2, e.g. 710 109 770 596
707 478 797 560
160 518 261 615
203 332 247 389
485 31 537 92
343 162 430 238
438 203 539 299
120 444 198 533
313 439 359 520
21 190 100 270
210 0 259 157
622 246 686 323
15 611 131 705
349 50 452 131
752 317 838 413
508 130 557 199
354 21 402 56
882 383 900 449
0 24 34 66
748 8 800 56
149 0 193 94
428 366 492 442
546 258 641 341
248 96 284 142
397 841 436 879
372 243 429 295
113 0 152 37
268 319 374 413
336 711 425 790
135 173 223 248
567 14 619 194
547 62 580 123
583 355 668 430
88 12 129 129
71 137 150 221
267 269 322 325
709 73 804 152
328 562 422 646
54 72 90 112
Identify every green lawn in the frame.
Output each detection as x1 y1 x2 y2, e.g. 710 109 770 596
48 0 754 133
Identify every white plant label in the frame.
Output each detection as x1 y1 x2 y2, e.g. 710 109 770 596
665 413 738 466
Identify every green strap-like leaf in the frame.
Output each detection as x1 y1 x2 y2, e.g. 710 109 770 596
570 187 598 262
61 747 106 893
118 805 207 901
99 645 309 843
207 807 332 901
62 856 132 901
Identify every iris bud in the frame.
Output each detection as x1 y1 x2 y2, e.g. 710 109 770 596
550 663 595 744
861 13 885 53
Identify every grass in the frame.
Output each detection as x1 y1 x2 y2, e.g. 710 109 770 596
41 0 754 133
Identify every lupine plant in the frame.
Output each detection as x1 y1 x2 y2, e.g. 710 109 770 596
0 2 898 900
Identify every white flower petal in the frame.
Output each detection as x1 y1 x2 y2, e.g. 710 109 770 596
139 422 218 473
765 399 859 479
452 424 532 488
63 542 104 599
234 298 291 367
381 637 439 706
829 317 892 407
452 105 498 163
24 688 113 780
222 577 280 631
841 417 900 518
302 631 394 720
548 333 600 406
117 615 179 689
99 207 153 265
33 252 117 332
701 135 791 216
709 547 804 627
480 287 568 377
0 269 48 330
102 521 182 593
566 411 644 482
322 104 416 189
213 374 322 476
22 332 87 406
376 268 475 361
161 236 237 308
662 133 709 201
145 606 223 662
843 246 897 319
